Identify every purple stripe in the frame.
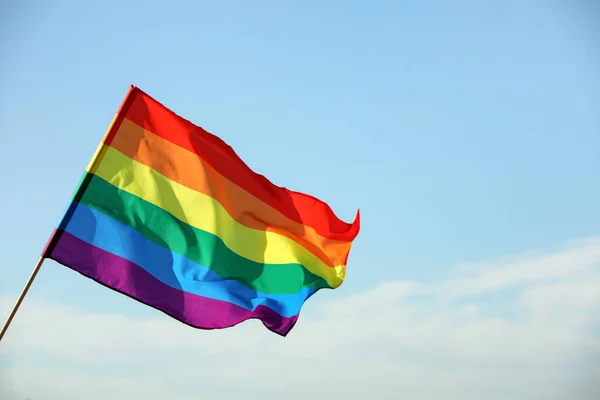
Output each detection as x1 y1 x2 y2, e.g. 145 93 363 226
48 231 298 336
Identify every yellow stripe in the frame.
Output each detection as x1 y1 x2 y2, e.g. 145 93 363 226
112 118 353 268
89 146 345 287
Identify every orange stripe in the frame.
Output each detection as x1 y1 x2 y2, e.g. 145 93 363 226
110 118 353 268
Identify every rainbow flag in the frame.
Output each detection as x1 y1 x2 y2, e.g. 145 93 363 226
42 86 360 336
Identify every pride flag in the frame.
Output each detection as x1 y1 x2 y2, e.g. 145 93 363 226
42 86 360 336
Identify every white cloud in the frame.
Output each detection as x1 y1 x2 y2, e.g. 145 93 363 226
1 238 599 400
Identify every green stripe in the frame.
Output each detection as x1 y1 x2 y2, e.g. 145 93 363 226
80 174 332 294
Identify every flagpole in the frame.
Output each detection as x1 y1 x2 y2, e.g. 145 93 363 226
0 257 46 342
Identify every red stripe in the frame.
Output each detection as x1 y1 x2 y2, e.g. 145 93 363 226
121 88 360 242
103 85 140 146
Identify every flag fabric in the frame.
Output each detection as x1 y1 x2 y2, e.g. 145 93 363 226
42 86 360 336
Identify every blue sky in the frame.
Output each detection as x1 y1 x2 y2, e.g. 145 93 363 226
1 1 599 399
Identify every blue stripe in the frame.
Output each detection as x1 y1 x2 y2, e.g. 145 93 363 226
63 203 316 317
